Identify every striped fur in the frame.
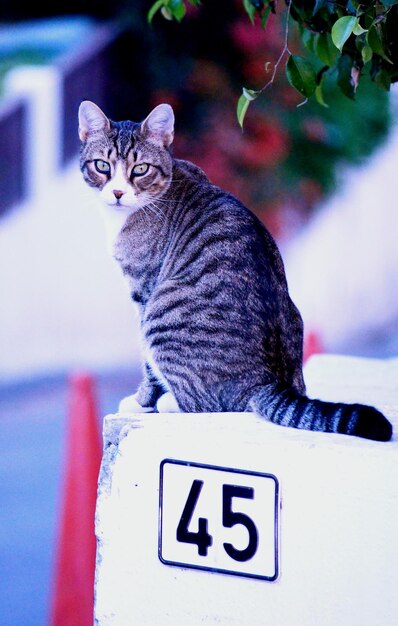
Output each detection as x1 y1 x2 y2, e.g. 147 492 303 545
79 101 392 442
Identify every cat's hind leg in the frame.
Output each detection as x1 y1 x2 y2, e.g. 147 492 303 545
118 363 165 413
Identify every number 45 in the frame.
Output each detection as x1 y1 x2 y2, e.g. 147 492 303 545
176 480 259 563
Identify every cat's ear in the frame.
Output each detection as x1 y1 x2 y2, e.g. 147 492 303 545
78 101 110 141
141 104 174 147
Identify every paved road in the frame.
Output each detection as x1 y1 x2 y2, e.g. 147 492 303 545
0 367 141 626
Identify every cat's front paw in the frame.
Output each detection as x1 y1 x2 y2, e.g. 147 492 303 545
156 391 181 413
118 393 155 414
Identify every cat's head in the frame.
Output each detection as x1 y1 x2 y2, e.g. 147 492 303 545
78 101 174 212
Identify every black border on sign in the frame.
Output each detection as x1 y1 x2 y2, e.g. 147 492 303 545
158 459 280 582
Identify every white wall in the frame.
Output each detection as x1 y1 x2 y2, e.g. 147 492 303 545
0 162 141 380
95 355 398 626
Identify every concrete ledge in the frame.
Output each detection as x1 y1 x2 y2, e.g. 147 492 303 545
95 355 398 626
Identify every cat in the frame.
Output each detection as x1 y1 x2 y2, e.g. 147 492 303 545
78 100 392 442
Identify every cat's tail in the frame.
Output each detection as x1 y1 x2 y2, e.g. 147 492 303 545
249 382 392 441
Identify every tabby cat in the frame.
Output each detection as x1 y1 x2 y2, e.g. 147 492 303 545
78 100 392 441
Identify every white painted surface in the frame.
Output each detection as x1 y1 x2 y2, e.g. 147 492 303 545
5 66 61 196
0 162 141 379
95 355 398 626
0 63 142 380
0 27 143 380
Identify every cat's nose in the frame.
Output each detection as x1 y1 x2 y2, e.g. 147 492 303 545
113 189 125 200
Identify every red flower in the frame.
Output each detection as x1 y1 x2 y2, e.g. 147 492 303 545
240 115 289 168
230 18 279 54
150 90 181 112
242 57 270 84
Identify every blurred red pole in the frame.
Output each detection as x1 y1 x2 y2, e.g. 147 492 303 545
304 330 324 363
49 373 102 626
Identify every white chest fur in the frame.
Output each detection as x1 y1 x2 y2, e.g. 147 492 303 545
99 204 131 255
97 162 137 255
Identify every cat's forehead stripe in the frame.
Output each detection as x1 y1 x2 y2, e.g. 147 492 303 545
112 120 141 160
124 144 135 161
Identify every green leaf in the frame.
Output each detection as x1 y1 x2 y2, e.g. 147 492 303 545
361 44 373 64
174 3 186 21
315 81 329 107
161 6 173 20
147 0 166 24
331 16 357 52
242 87 260 101
237 87 259 128
286 54 317 98
237 93 251 129
379 0 398 6
243 0 256 24
301 29 317 53
316 33 339 67
353 20 367 36
367 26 393 64
169 0 186 21
261 6 271 29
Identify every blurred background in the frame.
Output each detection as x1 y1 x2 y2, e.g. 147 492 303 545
0 1 397 625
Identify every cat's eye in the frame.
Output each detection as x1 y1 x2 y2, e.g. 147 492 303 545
94 159 111 174
131 163 150 177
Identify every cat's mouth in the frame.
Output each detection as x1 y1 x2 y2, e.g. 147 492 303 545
107 200 134 211
107 196 150 212
102 191 146 211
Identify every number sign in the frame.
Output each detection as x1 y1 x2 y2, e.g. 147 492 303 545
159 460 279 581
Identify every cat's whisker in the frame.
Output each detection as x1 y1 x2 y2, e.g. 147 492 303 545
139 205 152 228
150 200 167 215
148 204 171 218
146 203 167 225
145 199 166 221
145 197 170 205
